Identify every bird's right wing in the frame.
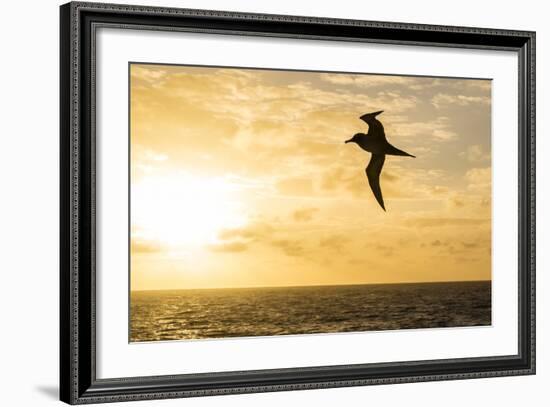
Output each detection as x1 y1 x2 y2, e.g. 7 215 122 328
366 154 386 211
360 111 386 141
359 111 383 123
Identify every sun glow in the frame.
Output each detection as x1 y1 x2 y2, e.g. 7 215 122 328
132 172 246 250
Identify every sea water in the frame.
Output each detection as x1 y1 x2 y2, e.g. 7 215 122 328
130 281 491 342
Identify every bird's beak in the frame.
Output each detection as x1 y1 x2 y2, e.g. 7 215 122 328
345 139 352 144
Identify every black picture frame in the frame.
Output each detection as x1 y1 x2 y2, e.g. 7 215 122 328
60 1 536 404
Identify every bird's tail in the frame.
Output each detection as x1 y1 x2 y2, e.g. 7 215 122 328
385 144 415 158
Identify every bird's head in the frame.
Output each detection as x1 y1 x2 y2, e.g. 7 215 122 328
345 133 364 144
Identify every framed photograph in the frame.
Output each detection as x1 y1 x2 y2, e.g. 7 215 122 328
60 1 535 404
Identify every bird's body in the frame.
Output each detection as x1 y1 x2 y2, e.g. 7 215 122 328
351 133 414 157
345 111 415 210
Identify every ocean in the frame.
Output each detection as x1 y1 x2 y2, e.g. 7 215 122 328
130 281 491 342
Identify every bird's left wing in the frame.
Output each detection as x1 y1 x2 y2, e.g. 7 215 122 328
366 154 386 211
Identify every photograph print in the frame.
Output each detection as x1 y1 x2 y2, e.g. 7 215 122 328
129 63 492 343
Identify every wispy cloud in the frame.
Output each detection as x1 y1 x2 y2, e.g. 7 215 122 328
387 116 458 142
460 145 490 162
292 207 319 222
432 93 491 109
209 241 249 253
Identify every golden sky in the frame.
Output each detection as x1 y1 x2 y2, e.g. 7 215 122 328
130 63 492 290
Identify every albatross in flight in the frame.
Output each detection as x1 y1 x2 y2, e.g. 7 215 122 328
345 111 415 211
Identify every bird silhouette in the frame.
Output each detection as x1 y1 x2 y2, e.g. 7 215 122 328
345 111 415 211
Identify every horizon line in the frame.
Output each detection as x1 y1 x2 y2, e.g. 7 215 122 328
131 279 491 293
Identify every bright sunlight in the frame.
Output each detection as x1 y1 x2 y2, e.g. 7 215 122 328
131 172 246 251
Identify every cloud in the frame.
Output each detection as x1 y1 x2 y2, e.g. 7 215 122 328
217 223 308 258
480 197 491 207
319 164 400 199
432 129 457 141
448 195 465 208
131 239 164 254
318 160 449 203
319 166 365 198
209 241 249 253
465 167 491 192
430 185 449 196
292 207 319 222
462 241 479 249
381 171 399 183
366 243 395 256
320 73 416 88
271 239 305 257
218 223 274 242
387 116 457 142
455 256 481 263
276 177 314 196
405 217 490 228
131 145 170 179
131 65 168 84
134 146 168 162
320 167 348 191
460 145 490 162
319 234 351 252
432 93 491 109
467 80 492 91
139 64 421 134
131 63 437 183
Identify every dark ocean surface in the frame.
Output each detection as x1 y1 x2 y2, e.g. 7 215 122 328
130 281 491 342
